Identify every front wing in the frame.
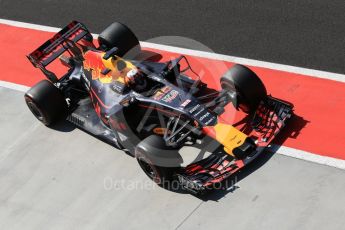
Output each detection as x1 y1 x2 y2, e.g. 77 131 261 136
177 96 293 194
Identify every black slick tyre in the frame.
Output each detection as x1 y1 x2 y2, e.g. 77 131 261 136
135 135 181 186
220 64 267 113
98 22 140 58
24 80 68 126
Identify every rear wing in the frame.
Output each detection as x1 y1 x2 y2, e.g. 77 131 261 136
27 21 91 68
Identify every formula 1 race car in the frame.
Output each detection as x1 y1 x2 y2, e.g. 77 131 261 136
25 21 293 194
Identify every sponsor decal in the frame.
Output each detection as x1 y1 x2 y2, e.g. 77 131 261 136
199 112 210 121
111 81 126 94
188 103 217 126
189 104 200 113
161 90 179 103
153 127 171 135
204 117 216 126
180 99 191 108
153 86 171 100
153 91 164 100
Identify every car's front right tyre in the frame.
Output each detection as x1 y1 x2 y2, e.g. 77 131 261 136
220 64 267 113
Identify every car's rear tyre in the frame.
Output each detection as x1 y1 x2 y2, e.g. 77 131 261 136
98 22 140 58
24 80 68 126
220 64 267 113
135 135 181 187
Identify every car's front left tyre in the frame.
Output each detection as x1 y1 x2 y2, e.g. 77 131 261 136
135 135 182 187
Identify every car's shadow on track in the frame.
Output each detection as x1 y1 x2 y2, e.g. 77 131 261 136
49 120 76 132
273 114 309 147
160 147 279 198
192 114 309 201
196 150 275 201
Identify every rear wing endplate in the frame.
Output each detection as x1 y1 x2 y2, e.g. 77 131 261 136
27 21 91 68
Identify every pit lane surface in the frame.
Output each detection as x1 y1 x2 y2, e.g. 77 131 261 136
1 87 345 230
1 1 345 229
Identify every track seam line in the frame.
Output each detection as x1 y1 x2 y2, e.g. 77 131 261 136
175 201 203 230
0 18 344 83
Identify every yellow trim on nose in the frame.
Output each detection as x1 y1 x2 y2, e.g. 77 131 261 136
213 123 248 156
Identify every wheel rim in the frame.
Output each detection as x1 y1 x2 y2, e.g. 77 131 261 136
221 81 251 112
221 81 236 92
27 100 44 121
138 157 157 179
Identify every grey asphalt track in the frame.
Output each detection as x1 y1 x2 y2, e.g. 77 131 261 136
0 0 344 74
1 87 345 230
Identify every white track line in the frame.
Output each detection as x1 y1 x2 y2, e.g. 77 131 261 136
0 80 29 92
271 145 345 170
140 42 345 83
1 18 345 170
1 18 344 83
0 18 61 32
